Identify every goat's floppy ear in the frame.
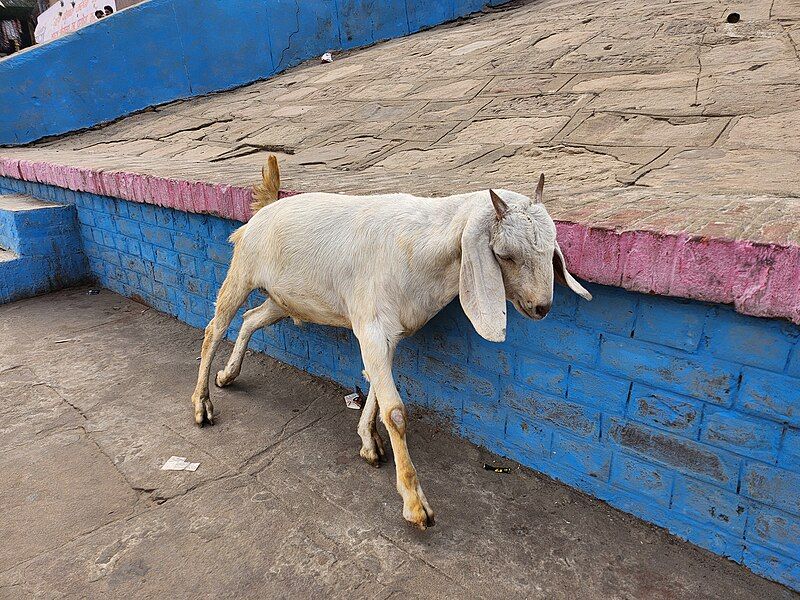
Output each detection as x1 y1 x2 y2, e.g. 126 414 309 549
460 218 507 342
553 241 592 300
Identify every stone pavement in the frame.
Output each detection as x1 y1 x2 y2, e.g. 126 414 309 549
1 286 797 599
2 0 800 246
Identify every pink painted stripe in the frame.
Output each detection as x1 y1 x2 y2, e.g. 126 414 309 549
2 156 799 324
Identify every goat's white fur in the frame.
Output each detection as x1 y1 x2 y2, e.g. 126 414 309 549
191 160 590 529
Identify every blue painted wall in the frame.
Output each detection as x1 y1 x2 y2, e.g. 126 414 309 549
1 174 799 591
0 0 506 145
0 194 89 303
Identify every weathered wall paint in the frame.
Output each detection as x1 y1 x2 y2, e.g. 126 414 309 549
1 173 799 591
2 157 799 325
0 0 506 145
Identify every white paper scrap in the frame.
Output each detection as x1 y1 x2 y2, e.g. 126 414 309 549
344 392 362 410
161 456 200 471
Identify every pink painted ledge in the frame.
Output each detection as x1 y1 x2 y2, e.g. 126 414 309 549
2 157 799 324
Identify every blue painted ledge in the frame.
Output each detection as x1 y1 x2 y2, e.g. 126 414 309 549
0 0 508 145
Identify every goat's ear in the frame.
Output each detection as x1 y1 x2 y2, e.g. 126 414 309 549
460 220 507 342
534 173 544 204
489 189 508 220
553 241 592 300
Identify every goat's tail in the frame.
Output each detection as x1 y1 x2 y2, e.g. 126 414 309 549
250 154 281 213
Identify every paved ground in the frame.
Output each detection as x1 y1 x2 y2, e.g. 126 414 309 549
3 0 800 245
0 286 797 599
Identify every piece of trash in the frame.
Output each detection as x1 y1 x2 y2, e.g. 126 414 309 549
53 338 78 344
483 463 511 473
321 52 333 63
344 385 366 409
344 393 362 410
161 456 200 471
87 289 100 295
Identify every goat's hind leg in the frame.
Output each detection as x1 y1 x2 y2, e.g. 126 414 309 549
358 385 387 467
216 297 286 388
191 274 252 426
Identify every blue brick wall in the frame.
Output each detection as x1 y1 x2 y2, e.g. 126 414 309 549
1 175 799 591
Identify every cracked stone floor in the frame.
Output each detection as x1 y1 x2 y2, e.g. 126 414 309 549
3 0 800 245
1 286 797 599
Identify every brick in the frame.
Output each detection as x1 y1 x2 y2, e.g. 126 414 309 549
469 338 513 376
707 309 796 371
139 242 155 262
748 505 800 560
426 382 462 424
188 214 210 239
628 384 702 436
508 314 600 366
606 418 740 488
417 327 467 361
116 218 140 238
154 247 180 271
207 240 233 264
742 543 800 592
462 396 506 445
742 462 800 516
781 427 800 466
610 453 672 505
600 336 737 405
209 216 238 242
738 367 800 426
174 233 206 258
635 296 708 351
504 384 599 438
139 223 172 249
673 475 747 535
551 432 611 480
515 354 568 396
505 409 552 463
568 367 629 413
284 326 310 360
788 348 800 378
574 285 637 335
153 264 181 287
186 275 213 298
700 408 782 462
420 354 498 399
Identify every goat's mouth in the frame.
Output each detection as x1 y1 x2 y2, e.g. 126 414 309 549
514 300 544 321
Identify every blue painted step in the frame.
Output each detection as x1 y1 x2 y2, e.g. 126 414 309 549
0 194 90 303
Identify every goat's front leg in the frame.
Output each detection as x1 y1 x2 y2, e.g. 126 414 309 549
358 385 386 467
355 323 434 529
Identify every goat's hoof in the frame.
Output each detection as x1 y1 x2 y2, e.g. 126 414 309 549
194 397 214 426
214 370 233 388
404 502 435 531
360 446 382 468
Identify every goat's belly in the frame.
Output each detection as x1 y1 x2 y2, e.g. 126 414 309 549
270 292 351 329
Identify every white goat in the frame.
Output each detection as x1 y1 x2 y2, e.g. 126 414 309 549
191 155 591 529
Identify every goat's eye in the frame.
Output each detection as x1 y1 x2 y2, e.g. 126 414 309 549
496 253 515 264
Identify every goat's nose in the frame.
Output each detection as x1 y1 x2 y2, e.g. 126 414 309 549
535 303 551 318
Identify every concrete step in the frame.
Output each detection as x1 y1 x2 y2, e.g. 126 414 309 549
0 193 78 256
0 192 89 304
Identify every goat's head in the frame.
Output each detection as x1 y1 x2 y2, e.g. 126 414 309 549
459 174 591 343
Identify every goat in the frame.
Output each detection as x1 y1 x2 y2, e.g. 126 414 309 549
190 155 592 529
